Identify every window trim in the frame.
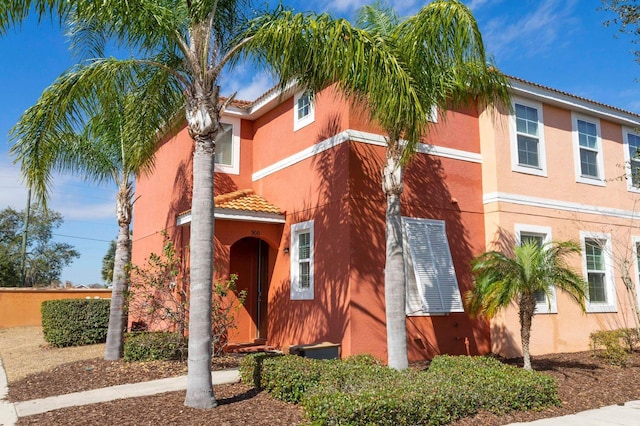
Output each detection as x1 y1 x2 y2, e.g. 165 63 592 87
214 116 241 175
402 217 464 316
580 231 616 313
293 91 315 131
510 98 547 177
514 224 557 314
622 127 640 193
290 220 314 300
572 113 605 186
633 236 640 309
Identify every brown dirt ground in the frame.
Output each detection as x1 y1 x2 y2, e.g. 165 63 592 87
3 327 640 425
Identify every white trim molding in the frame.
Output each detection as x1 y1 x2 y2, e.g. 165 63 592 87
290 220 314 300
622 127 640 193
252 129 482 181
214 116 241 175
177 209 285 225
483 192 640 221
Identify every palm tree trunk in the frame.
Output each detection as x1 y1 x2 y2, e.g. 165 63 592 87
383 147 408 370
105 185 133 360
184 89 217 409
519 294 537 370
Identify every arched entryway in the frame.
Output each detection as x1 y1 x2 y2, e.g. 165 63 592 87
229 237 272 343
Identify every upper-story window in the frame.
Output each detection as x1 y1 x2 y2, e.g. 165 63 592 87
510 98 547 177
214 116 240 175
572 113 604 186
293 90 315 131
623 128 640 191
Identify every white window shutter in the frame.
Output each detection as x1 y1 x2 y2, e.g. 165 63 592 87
403 218 464 314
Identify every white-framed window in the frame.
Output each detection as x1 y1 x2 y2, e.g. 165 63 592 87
515 224 556 314
580 231 616 313
402 217 464 315
572 113 605 186
623 127 640 191
427 105 438 123
290 220 314 300
510 98 547 176
214 116 240 175
293 91 315 131
633 236 640 308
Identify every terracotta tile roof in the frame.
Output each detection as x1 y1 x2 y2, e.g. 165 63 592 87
215 189 283 214
508 75 640 118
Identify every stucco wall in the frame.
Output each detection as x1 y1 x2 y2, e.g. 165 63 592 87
0 288 112 328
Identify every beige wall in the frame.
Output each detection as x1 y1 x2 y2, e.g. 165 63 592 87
479 89 640 357
0 288 112 328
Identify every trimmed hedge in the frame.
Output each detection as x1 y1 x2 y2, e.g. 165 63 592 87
41 298 110 347
123 332 187 361
240 354 560 425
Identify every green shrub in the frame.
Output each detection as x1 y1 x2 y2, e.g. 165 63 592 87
590 328 639 366
123 332 187 361
41 298 110 347
250 354 560 425
239 352 284 387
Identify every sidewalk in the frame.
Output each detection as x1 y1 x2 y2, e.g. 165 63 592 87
0 358 239 426
1 356 640 425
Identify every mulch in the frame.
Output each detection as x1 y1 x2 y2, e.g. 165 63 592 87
9 351 640 425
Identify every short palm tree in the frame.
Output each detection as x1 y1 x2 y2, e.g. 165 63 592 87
10 67 180 361
356 1 510 369
1 0 423 407
466 241 587 370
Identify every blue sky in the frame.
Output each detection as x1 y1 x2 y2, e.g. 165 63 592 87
0 0 636 285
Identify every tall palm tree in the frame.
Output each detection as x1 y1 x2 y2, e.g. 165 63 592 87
466 241 587 370
10 66 181 360
1 0 422 408
356 0 510 369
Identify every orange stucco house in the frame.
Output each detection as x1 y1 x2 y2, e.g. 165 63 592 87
131 78 640 362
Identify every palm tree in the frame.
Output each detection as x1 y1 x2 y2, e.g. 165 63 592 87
355 1 510 369
10 66 180 360
466 240 587 370
1 0 422 407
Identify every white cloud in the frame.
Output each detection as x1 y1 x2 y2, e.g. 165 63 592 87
0 160 28 210
235 72 276 101
482 0 579 60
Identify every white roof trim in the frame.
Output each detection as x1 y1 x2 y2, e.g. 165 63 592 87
177 209 285 226
509 78 640 126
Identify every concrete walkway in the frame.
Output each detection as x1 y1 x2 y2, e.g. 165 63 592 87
1 357 640 425
0 358 239 426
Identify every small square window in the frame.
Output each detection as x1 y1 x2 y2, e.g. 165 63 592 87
293 90 315 131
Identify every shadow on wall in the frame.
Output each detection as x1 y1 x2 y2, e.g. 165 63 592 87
491 317 520 359
402 147 489 358
267 113 354 351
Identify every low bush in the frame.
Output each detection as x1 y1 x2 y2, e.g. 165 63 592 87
123 332 187 361
41 298 110 347
590 328 639 366
243 354 560 425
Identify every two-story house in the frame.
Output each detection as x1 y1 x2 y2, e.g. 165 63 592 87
131 77 640 362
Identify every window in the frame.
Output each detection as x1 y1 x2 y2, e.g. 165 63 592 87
293 90 315 131
634 237 640 308
290 220 314 300
510 99 546 176
515 224 556 314
214 116 240 175
572 113 604 185
402 217 464 315
581 232 616 312
623 128 640 191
